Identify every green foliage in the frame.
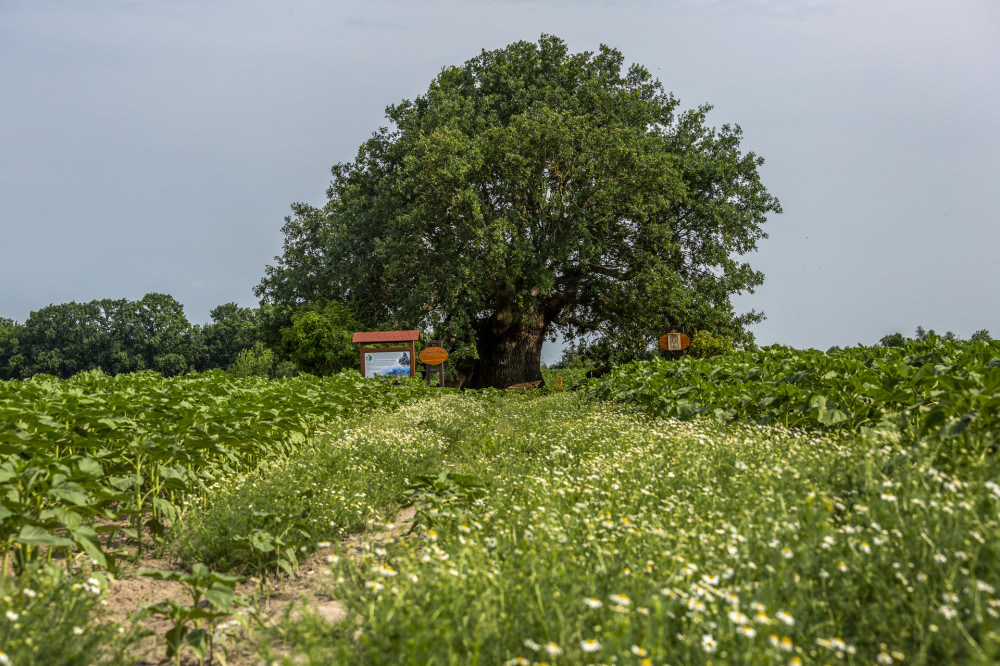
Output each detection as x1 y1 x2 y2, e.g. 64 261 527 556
256 204 347 314
881 328 990 348
402 470 487 528
879 331 906 347
542 342 600 388
171 379 439 575
0 370 432 573
4 351 1000 663
257 34 779 386
548 343 591 371
569 336 640 370
197 302 264 371
139 563 243 666
0 370 434 662
0 297 285 380
687 329 735 358
278 301 361 376
0 317 22 381
274 360 299 378
0 563 138 665
227 342 275 378
6 294 195 378
257 391 1000 665
540 365 594 391
0 452 115 575
590 336 1000 449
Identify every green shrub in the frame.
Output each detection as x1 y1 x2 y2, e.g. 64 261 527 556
274 360 299 378
227 343 275 378
687 329 734 358
278 302 361 376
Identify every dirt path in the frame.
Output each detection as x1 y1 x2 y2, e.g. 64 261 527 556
104 506 418 665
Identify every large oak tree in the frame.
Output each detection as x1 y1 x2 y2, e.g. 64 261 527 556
257 35 780 388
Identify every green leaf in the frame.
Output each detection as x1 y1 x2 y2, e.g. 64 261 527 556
152 497 179 522
47 485 89 506
817 407 849 426
204 582 235 611
17 525 73 547
277 558 295 576
185 628 209 660
942 413 976 438
74 457 104 476
163 622 188 658
249 530 275 552
71 527 108 568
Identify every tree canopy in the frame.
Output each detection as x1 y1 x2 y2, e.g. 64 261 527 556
2 294 193 378
257 35 780 388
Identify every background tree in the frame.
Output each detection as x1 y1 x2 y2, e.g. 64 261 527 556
107 293 192 375
197 303 262 370
879 332 906 348
257 204 346 310
227 342 276 378
10 294 195 378
278 301 361 376
15 301 105 377
257 35 780 388
0 317 24 380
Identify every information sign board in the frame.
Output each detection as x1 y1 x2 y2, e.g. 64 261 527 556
363 351 412 378
353 331 420 378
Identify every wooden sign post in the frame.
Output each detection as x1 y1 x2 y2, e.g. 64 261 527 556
352 330 421 378
658 327 690 360
419 340 448 387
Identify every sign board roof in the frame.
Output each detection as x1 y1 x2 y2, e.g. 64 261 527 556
352 330 422 343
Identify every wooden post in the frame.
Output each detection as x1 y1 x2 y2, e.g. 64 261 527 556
422 340 446 387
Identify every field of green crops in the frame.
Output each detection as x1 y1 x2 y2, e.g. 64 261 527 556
1 337 999 665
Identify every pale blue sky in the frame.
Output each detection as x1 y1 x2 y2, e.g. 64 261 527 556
2 0 998 361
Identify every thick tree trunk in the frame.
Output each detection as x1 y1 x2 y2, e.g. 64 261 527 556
465 310 547 389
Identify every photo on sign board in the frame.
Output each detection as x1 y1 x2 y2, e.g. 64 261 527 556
364 351 411 378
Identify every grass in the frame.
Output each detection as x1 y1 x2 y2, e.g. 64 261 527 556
169 405 450 576
0 563 140 665
248 390 1000 665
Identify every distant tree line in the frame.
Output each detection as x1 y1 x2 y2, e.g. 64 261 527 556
823 326 993 353
0 294 364 381
878 326 992 347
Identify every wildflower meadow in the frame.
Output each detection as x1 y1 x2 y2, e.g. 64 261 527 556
0 337 997 664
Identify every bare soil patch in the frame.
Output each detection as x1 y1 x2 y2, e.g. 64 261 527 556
103 506 418 664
